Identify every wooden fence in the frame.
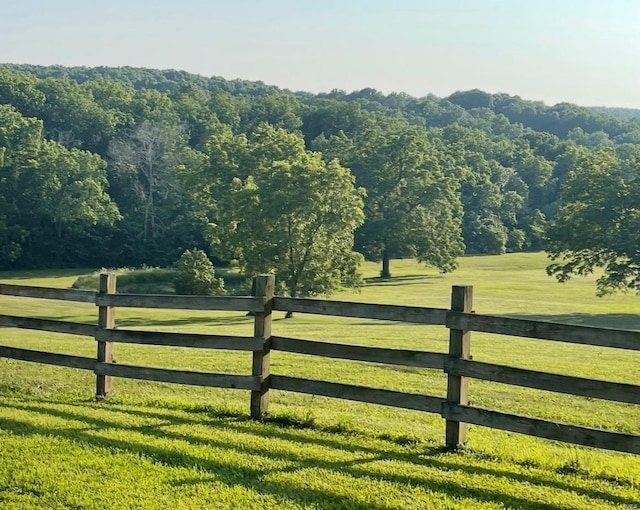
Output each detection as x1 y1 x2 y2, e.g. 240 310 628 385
0 273 639 454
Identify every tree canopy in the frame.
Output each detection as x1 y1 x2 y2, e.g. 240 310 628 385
202 124 365 298
0 104 119 267
545 148 640 295
312 120 464 276
1 63 639 295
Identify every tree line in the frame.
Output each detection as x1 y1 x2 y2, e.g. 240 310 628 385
0 64 638 295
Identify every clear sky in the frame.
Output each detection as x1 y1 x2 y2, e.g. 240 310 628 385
2 0 639 108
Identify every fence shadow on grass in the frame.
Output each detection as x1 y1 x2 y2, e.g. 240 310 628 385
0 398 636 509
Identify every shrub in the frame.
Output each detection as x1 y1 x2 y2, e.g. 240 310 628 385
72 267 176 293
173 249 225 296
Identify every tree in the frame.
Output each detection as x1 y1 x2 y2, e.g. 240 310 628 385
302 99 375 145
8 62 640 271
109 121 187 243
169 83 222 149
0 104 42 265
356 126 464 276
108 120 210 265
0 70 46 117
545 148 640 295
447 89 494 110
32 141 121 243
237 94 303 135
312 120 464 277
205 124 365 303
174 249 224 295
35 77 121 154
0 104 120 267
432 124 529 255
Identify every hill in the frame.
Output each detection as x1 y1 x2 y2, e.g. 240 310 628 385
0 64 639 278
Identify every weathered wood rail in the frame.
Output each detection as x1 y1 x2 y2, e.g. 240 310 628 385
1 275 639 454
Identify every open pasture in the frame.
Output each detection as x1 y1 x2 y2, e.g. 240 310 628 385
0 252 638 509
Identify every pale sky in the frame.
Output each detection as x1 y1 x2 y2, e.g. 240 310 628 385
2 0 639 108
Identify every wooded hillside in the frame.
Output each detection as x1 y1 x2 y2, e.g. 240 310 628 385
1 64 638 291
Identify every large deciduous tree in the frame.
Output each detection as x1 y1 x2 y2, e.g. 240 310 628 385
545 147 640 295
357 126 464 277
0 104 120 267
204 124 365 300
108 120 209 265
31 141 121 242
108 121 188 243
313 121 464 277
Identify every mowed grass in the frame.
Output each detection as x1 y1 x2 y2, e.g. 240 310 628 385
0 252 638 509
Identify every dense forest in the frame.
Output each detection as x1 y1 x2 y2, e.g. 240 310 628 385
1 64 638 294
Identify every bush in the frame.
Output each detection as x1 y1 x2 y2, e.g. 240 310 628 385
173 249 225 296
72 267 176 293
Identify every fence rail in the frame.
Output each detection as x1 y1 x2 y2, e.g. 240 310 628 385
95 293 264 312
446 311 640 351
0 314 97 337
270 375 446 413
1 275 639 455
441 403 640 455
94 362 262 390
0 283 96 303
95 328 262 350
0 345 96 370
271 336 446 369
273 296 447 324
443 358 640 404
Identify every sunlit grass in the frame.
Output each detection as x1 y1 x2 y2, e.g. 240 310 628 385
0 252 638 508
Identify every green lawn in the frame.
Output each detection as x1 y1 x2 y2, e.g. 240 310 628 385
0 253 638 509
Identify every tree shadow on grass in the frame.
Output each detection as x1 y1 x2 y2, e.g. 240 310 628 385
365 275 444 286
507 313 640 331
9 313 254 329
0 399 636 509
0 269 93 280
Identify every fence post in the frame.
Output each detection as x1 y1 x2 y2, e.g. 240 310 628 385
250 274 275 419
445 285 473 449
96 273 116 399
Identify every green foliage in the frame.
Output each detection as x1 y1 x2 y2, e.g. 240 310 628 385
0 69 46 115
0 104 120 268
546 148 640 295
448 88 495 110
173 249 224 295
3 62 640 278
107 120 209 266
588 105 640 121
204 124 365 297
72 267 176 294
237 94 304 134
310 111 464 275
431 123 532 254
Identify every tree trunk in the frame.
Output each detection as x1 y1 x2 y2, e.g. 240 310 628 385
246 278 256 316
380 249 391 278
285 288 295 318
148 178 155 239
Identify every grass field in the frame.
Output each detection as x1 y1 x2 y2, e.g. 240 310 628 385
0 252 639 509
